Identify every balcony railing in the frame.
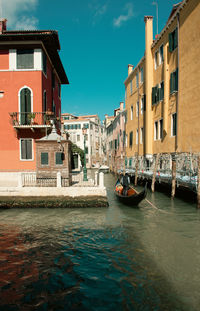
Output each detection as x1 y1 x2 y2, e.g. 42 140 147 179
9 112 57 128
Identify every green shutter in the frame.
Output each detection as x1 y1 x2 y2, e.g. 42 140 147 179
170 73 173 94
174 28 178 50
26 140 32 159
41 152 48 165
56 152 63 165
169 32 173 52
21 139 26 159
152 87 155 105
20 88 31 125
175 68 178 91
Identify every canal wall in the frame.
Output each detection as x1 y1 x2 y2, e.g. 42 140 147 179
0 171 109 208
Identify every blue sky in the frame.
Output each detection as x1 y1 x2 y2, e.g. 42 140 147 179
2 0 177 120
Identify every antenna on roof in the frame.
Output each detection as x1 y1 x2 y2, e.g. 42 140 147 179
152 1 158 35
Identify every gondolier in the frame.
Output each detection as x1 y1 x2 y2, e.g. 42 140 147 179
121 173 130 196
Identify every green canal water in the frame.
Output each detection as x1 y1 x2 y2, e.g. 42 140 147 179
0 173 200 311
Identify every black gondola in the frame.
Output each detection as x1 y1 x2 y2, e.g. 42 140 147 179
114 181 147 206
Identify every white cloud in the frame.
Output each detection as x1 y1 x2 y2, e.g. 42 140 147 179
113 3 134 28
1 0 38 30
89 1 108 24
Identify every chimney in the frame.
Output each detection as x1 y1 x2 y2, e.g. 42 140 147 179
0 19 7 34
128 64 133 75
120 101 124 111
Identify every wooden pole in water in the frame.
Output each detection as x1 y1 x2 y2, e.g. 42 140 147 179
171 154 176 198
151 153 160 192
197 155 200 209
134 153 138 186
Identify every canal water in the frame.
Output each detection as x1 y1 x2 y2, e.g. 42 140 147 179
0 173 200 311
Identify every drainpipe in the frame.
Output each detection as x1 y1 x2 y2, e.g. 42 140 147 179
176 13 180 151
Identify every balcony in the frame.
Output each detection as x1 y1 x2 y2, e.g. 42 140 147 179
9 112 57 132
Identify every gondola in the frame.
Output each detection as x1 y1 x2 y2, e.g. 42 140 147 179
114 180 147 206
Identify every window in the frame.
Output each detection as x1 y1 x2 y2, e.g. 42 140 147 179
77 134 80 142
140 127 143 144
129 158 132 167
41 152 48 165
123 131 126 146
169 28 178 52
136 129 138 145
136 72 139 88
159 119 163 140
130 106 133 120
56 152 64 165
136 101 139 117
141 97 144 115
140 67 143 83
42 52 47 75
154 50 158 69
17 50 34 69
154 121 158 140
171 113 177 136
159 45 164 64
130 80 133 95
159 81 164 101
83 123 89 129
20 139 33 160
170 68 178 94
129 131 133 147
85 134 88 141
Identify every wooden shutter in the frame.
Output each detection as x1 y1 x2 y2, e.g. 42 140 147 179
152 87 155 105
41 152 48 165
175 68 178 91
174 28 178 50
169 32 173 52
21 139 26 159
170 73 173 94
26 140 32 159
20 88 31 125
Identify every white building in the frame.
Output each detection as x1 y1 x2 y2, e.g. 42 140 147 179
61 113 104 169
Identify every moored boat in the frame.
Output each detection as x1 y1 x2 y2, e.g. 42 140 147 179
115 181 147 206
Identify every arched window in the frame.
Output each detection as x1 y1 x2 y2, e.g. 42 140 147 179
20 87 31 125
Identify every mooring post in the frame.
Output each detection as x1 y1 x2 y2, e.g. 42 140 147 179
197 155 200 209
57 171 62 188
99 172 104 188
151 153 160 193
134 154 138 186
171 153 176 198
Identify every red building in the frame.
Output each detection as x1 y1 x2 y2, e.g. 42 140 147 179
0 19 69 175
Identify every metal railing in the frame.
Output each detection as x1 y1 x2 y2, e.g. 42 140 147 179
9 111 56 127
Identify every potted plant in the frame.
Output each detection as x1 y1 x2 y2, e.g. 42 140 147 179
28 113 36 124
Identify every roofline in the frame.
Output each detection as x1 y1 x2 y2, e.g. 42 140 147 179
124 55 145 85
0 30 68 84
151 0 188 48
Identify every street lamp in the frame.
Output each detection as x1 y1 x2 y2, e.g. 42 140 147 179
82 126 88 181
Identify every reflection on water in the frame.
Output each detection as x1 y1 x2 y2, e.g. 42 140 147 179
0 173 200 310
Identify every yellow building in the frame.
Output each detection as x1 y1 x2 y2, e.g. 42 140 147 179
125 0 200 165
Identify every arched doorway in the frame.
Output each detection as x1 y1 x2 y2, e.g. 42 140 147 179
20 88 31 125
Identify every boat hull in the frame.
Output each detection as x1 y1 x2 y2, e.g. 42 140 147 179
115 182 147 206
